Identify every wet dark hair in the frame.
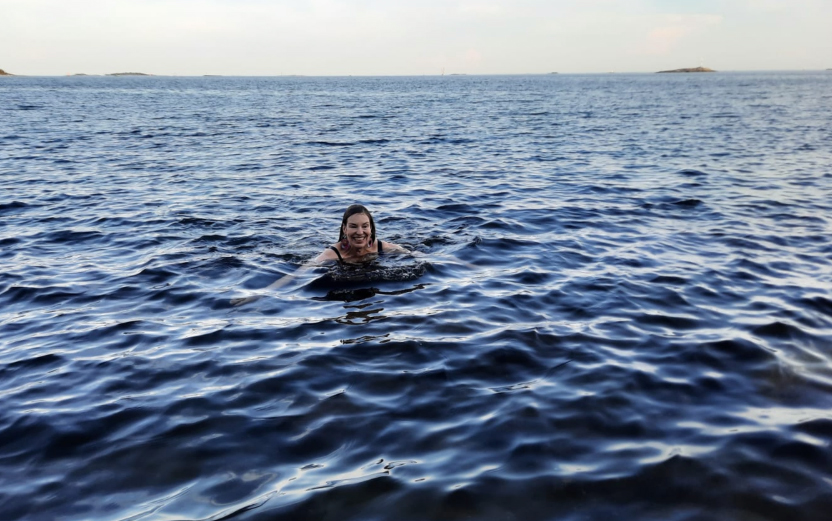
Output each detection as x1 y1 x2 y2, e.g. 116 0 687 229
338 204 376 243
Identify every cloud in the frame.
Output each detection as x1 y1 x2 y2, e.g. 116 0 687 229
741 0 789 12
456 2 505 16
638 14 723 56
463 48 484 66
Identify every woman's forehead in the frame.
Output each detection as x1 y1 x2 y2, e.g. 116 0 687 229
346 213 370 225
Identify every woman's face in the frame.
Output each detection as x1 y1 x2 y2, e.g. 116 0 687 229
343 212 372 249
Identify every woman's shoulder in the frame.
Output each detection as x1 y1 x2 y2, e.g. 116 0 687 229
314 245 342 262
378 239 408 253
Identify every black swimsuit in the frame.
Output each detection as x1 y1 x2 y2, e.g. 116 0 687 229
330 240 383 262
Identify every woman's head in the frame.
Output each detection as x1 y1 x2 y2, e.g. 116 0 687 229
339 204 376 247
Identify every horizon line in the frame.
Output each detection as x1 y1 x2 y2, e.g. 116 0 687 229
3 68 831 78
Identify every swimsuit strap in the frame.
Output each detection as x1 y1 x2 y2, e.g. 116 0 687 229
377 240 383 254
329 246 344 262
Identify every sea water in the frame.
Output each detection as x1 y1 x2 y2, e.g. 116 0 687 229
2 72 832 520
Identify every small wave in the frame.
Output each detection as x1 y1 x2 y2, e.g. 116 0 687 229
176 215 223 228
435 203 473 213
305 140 356 147
798 296 832 318
634 312 701 330
750 321 816 341
678 169 708 177
0 285 83 305
0 201 30 213
702 338 776 367
650 275 688 285
421 136 476 145
43 229 105 243
642 198 704 210
4 352 65 372
793 418 832 439
673 198 703 208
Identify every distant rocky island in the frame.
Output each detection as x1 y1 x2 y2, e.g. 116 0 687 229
658 67 715 73
106 72 151 76
0 69 12 76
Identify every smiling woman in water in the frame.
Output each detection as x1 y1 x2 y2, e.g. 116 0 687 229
316 204 408 263
231 204 408 305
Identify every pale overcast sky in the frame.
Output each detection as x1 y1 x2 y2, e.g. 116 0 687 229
2 0 830 75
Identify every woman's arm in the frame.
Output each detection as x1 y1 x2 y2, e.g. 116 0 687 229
263 247 339 290
231 247 337 305
382 242 476 271
381 240 409 254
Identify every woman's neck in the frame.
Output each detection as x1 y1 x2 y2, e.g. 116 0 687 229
345 240 374 257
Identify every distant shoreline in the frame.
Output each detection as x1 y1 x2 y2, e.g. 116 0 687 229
657 67 715 73
5 69 831 77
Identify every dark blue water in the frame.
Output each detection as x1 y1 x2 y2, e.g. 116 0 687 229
2 72 832 521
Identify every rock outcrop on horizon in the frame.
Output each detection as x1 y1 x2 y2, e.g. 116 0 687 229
657 67 715 73
0 69 13 76
106 72 151 76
